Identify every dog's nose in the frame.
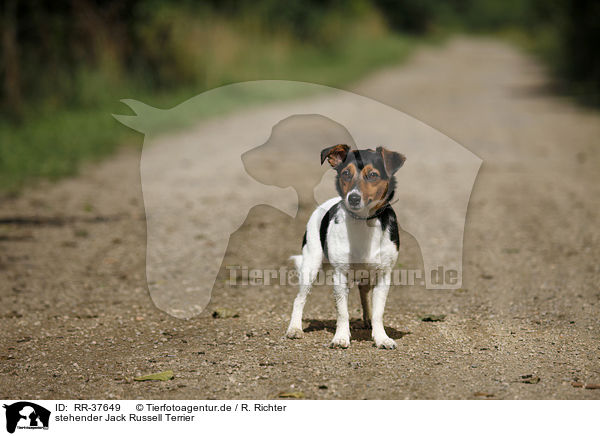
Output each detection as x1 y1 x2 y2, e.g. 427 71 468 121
348 193 361 207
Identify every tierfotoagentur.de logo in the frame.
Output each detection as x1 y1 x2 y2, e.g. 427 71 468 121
2 402 50 434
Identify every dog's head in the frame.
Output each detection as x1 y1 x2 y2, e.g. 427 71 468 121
321 144 406 217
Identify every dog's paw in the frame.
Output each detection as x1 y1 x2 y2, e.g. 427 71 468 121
286 327 304 339
374 336 397 349
329 336 350 349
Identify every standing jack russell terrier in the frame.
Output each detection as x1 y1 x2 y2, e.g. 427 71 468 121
286 144 406 349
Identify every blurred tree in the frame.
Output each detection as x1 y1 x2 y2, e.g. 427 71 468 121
562 0 600 102
2 0 22 118
373 0 436 33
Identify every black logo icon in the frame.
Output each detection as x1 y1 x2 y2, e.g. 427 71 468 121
3 402 50 434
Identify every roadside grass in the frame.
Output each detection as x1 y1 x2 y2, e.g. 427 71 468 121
0 32 418 194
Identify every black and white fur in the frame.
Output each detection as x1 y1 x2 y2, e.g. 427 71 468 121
286 145 406 349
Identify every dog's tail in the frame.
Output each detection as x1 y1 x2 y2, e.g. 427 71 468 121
289 255 303 271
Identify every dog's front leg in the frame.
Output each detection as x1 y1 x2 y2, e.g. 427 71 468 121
372 270 396 349
286 256 321 339
330 269 351 348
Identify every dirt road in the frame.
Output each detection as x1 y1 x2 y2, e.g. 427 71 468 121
1 37 599 399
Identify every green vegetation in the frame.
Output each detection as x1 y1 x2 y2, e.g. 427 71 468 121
499 2 600 107
0 1 417 192
374 0 600 105
0 31 416 192
1 0 597 192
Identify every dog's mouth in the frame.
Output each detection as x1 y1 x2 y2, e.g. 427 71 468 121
345 193 364 211
345 196 389 218
344 195 371 218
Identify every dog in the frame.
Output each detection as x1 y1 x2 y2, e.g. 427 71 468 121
286 144 406 349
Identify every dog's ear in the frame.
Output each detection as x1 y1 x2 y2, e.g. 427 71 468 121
320 144 350 168
377 146 406 176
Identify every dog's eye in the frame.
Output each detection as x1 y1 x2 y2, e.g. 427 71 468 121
366 171 379 181
341 169 352 180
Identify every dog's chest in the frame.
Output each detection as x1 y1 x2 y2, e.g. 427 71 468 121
326 213 397 267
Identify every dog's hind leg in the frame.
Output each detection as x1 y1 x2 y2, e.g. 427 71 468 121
358 283 372 329
286 254 321 339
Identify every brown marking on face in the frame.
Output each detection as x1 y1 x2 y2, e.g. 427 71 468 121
337 162 357 198
358 164 389 212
